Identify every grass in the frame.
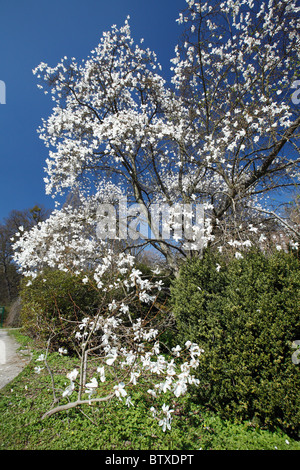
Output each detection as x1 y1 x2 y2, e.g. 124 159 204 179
0 329 299 451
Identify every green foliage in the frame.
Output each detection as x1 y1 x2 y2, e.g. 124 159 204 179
19 269 101 350
18 263 171 351
171 249 300 438
0 339 299 450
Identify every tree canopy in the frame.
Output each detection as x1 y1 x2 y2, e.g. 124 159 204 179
13 0 300 274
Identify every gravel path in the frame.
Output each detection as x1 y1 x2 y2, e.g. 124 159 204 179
0 329 32 390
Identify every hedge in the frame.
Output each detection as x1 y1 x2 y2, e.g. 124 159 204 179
171 249 300 438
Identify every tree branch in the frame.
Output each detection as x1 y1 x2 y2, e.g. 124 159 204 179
41 393 115 420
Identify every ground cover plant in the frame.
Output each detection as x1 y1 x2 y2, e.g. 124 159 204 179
0 330 299 451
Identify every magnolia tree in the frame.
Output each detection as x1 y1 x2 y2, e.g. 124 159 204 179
12 199 202 428
11 0 300 427
22 0 300 268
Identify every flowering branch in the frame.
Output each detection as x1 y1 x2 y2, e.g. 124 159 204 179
32 252 202 430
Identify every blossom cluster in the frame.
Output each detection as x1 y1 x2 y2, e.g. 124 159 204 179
26 0 300 265
31 247 203 430
59 327 203 431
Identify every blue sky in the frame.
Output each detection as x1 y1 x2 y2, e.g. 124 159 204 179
0 0 185 222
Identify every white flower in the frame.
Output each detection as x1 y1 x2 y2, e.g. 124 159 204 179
150 355 166 374
105 348 118 365
125 396 134 407
189 343 202 358
166 360 177 376
58 347 67 355
173 380 187 397
108 300 118 311
34 366 44 374
62 368 79 397
97 366 106 382
120 303 129 314
79 318 89 330
124 351 136 365
62 382 75 397
130 371 140 385
162 403 174 417
159 377 173 393
85 377 98 400
151 267 161 275
114 382 127 400
36 354 45 362
139 291 155 303
86 377 98 390
158 417 172 432
172 345 182 357
67 369 79 382
157 404 174 431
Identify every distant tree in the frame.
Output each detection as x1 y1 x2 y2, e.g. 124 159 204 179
5 205 51 233
0 225 18 302
0 205 51 303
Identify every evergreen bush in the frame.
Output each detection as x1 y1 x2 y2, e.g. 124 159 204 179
171 249 300 438
19 269 101 351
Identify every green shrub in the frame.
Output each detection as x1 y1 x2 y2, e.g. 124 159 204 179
171 249 300 438
19 263 171 352
19 270 101 351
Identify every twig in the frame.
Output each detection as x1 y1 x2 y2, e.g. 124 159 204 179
44 335 59 405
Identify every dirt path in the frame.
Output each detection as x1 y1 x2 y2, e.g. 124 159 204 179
0 329 32 390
